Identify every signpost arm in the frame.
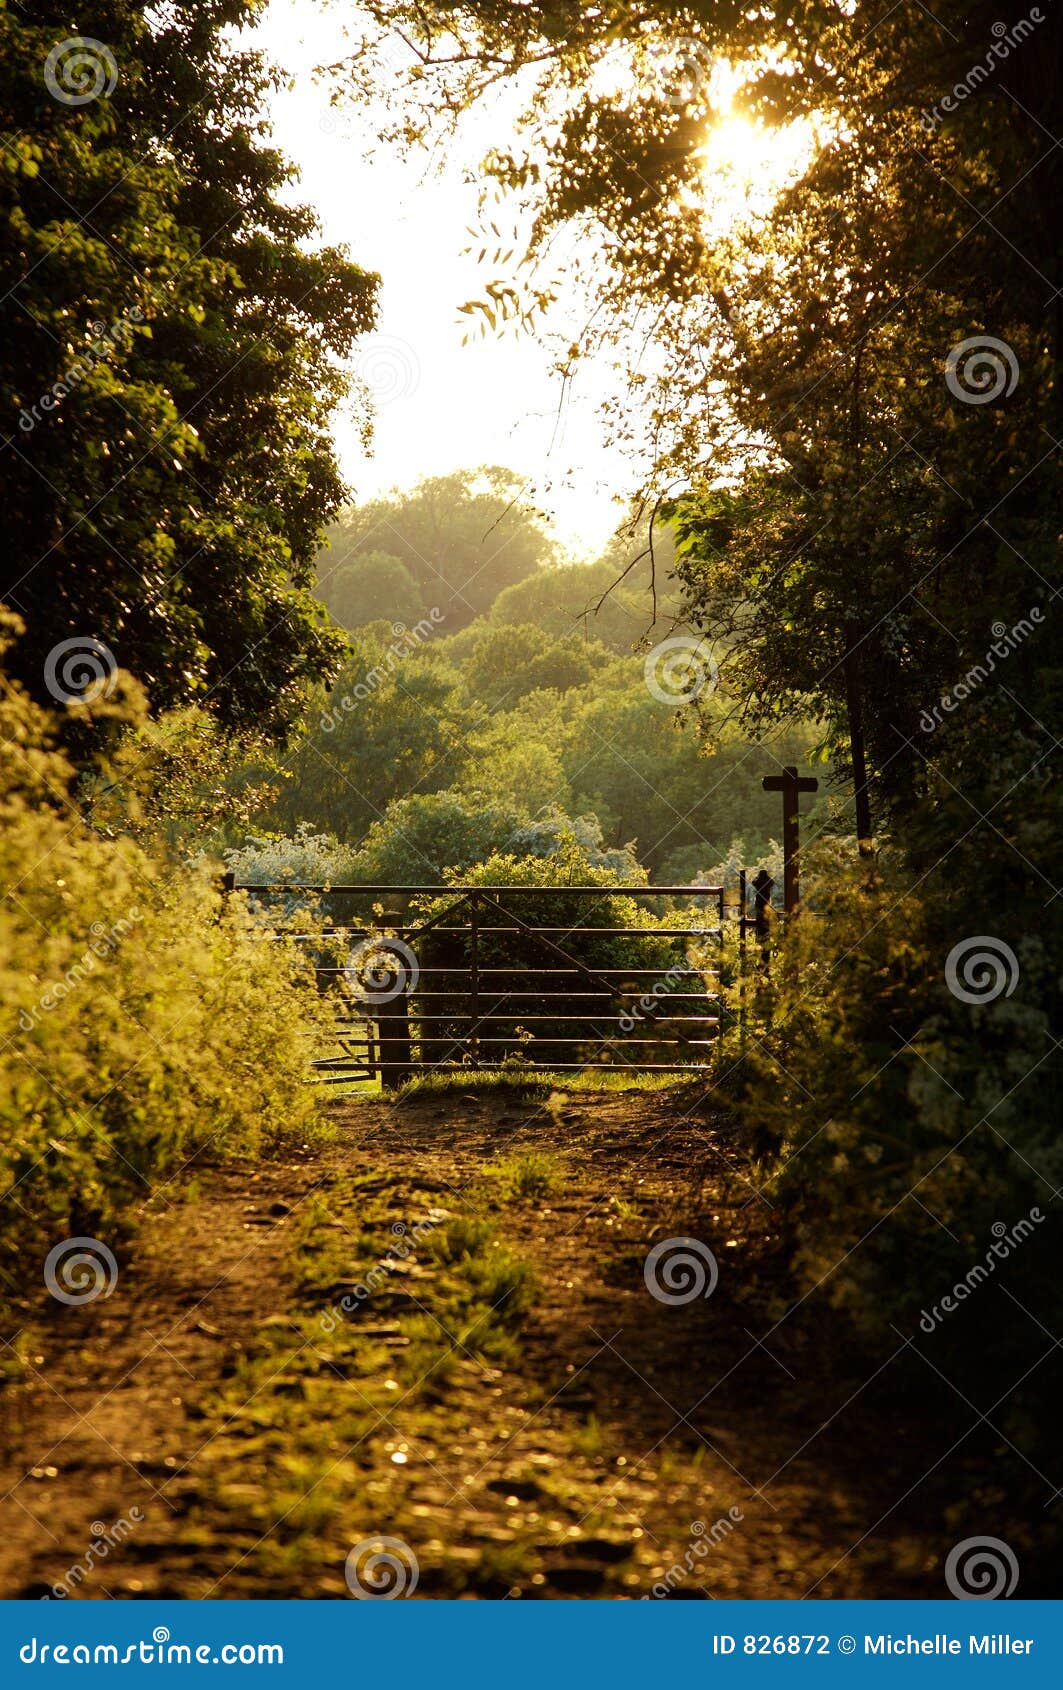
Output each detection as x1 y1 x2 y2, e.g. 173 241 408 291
762 767 818 916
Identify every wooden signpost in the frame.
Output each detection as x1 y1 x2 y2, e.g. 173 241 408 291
762 765 818 914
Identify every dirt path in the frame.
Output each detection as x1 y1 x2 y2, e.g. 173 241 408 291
0 1086 941 1599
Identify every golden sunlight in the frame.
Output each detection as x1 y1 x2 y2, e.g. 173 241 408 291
693 62 818 226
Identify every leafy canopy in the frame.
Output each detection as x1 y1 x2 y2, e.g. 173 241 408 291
2 0 377 739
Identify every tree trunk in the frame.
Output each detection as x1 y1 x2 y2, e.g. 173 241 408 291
844 632 874 856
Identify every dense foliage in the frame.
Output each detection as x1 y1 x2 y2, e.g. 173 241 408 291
0 645 326 1319
263 594 816 880
1 0 376 737
411 841 713 1071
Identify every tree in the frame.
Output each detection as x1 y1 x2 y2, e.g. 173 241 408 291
333 0 1059 828
560 681 816 874
270 626 474 845
482 512 704 653
319 467 558 630
347 788 637 883
410 837 704 1071
2 1 377 739
462 620 617 707
318 548 426 633
463 707 573 815
489 556 676 652
351 791 528 884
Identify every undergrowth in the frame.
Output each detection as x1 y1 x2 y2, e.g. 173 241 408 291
0 652 329 1322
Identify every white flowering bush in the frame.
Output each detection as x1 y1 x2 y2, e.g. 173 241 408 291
686 835 784 910
224 824 358 887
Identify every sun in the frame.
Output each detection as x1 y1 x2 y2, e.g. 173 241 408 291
687 59 818 228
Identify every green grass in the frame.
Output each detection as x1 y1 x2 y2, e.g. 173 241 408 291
609 1193 642 1222
561 1068 687 1094
424 1215 496 1263
392 1069 553 1101
389 1067 687 1101
489 1149 560 1203
570 1414 607 1460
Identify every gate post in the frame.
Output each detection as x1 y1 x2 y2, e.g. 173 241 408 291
376 916 414 1090
753 869 774 964
737 869 748 1045
468 892 481 1067
377 964 413 1091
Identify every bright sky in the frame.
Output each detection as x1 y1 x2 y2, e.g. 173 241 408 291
253 3 812 556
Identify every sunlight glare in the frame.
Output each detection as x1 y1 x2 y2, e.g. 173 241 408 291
693 62 817 229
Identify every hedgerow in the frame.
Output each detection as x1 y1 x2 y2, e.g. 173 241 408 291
0 659 327 1311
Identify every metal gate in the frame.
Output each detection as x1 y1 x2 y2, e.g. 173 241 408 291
226 880 728 1088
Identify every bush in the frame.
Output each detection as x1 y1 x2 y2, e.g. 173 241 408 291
225 824 359 892
0 667 327 1314
717 840 1060 1470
